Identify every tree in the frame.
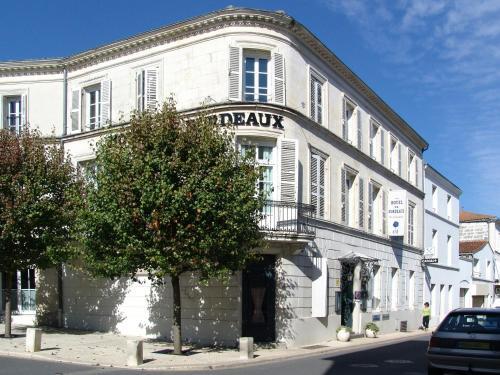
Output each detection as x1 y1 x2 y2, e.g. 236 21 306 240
76 101 264 354
0 129 78 337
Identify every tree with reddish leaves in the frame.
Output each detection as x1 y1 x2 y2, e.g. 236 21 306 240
0 129 78 337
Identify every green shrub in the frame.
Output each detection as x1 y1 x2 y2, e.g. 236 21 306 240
365 322 380 333
336 325 352 334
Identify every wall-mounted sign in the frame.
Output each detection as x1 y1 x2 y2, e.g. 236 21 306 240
421 258 438 264
388 190 407 237
209 111 284 129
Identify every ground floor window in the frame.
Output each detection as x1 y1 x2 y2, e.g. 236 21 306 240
1 269 36 313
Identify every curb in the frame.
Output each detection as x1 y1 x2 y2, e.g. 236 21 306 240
0 330 431 371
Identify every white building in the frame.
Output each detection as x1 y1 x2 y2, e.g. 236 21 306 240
422 164 462 327
0 8 429 347
459 210 500 308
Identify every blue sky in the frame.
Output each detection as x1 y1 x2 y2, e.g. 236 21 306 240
2 0 499 216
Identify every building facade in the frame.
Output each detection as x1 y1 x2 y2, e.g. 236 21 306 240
459 211 500 308
0 8 428 347
422 164 463 327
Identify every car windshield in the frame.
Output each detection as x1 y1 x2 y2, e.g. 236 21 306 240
439 312 500 334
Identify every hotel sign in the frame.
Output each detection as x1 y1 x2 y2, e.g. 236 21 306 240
209 111 284 129
388 190 407 237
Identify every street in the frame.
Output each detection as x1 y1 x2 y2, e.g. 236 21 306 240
0 334 432 375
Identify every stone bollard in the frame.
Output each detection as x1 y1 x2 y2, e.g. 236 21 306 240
127 339 143 366
25 328 42 353
239 337 254 360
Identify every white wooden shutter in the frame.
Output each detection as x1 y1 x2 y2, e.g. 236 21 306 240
398 143 402 176
342 98 347 141
310 154 318 214
20 94 27 129
71 89 80 132
279 138 298 202
319 157 325 217
311 153 325 217
310 78 316 121
380 129 385 166
100 79 111 126
311 257 328 318
358 177 364 229
136 70 144 111
357 108 362 149
341 168 347 224
382 190 387 235
145 68 158 110
368 182 373 232
416 158 420 188
228 46 241 101
273 52 285 105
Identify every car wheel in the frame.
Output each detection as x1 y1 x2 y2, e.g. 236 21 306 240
427 366 443 375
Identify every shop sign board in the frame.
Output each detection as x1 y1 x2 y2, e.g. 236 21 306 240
388 190 407 237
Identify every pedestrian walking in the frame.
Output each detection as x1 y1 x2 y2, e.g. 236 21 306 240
422 302 431 331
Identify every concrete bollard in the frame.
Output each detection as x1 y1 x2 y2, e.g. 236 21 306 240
239 337 254 360
25 328 42 353
126 339 143 366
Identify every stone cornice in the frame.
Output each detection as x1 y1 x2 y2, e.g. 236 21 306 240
0 7 428 150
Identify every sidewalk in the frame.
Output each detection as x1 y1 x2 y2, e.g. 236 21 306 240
0 324 430 371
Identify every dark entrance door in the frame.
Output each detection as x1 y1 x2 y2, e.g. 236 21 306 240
242 255 276 342
340 262 355 328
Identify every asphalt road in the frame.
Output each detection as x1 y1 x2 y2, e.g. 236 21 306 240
0 334 432 375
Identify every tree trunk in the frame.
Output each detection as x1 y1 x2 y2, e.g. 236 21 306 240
171 275 182 355
4 271 13 338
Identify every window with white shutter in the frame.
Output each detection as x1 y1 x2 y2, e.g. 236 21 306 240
368 181 373 232
357 108 362 150
101 79 111 125
3 95 25 134
70 89 80 132
341 168 347 224
380 128 386 166
398 143 403 177
310 73 324 124
243 50 270 103
229 46 241 101
273 52 285 105
343 97 356 144
310 151 326 218
137 68 159 112
382 190 388 235
341 166 357 226
358 177 364 229
408 201 415 246
279 138 297 203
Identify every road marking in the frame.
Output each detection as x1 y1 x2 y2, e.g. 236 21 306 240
384 359 414 364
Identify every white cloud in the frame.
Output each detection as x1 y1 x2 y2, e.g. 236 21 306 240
321 0 500 215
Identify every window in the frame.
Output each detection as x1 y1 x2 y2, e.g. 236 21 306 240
368 181 382 234
310 74 324 124
390 137 398 173
380 128 386 166
310 151 326 218
2 95 25 134
239 140 276 200
370 265 381 310
1 269 36 312
391 268 399 310
407 151 416 184
409 271 415 309
73 80 111 132
446 195 452 220
369 121 380 160
342 98 359 147
341 166 358 227
447 235 452 266
408 201 415 246
244 51 269 103
432 185 438 212
77 159 98 186
432 229 438 258
136 68 158 112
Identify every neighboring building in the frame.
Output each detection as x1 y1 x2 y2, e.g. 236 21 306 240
422 164 462 327
0 8 428 347
460 210 500 308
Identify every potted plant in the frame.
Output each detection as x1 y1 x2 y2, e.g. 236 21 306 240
364 322 379 338
336 326 352 342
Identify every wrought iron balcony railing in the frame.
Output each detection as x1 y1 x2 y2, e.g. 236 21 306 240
260 200 316 236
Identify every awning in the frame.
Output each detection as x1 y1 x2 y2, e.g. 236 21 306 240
337 251 379 264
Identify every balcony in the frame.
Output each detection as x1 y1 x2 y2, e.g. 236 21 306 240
260 200 316 245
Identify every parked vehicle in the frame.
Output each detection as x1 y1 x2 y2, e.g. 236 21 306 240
427 308 500 374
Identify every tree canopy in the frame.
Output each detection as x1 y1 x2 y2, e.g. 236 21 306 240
0 129 79 336
76 101 265 353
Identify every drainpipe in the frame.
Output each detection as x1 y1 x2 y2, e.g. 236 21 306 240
57 66 68 327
